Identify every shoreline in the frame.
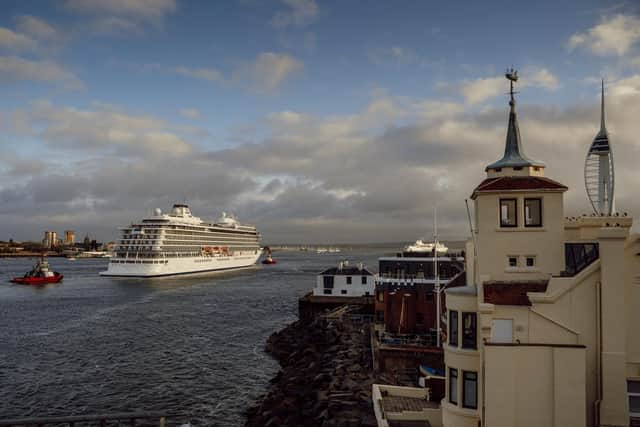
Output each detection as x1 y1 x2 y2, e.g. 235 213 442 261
245 315 381 426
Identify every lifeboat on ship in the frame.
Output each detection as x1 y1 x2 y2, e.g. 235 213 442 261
11 256 63 285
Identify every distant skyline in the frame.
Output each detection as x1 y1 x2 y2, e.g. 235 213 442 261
1 0 640 243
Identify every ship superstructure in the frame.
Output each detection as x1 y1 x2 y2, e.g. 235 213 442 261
100 204 261 277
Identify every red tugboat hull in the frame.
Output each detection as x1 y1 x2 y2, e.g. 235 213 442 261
11 274 63 285
262 259 277 265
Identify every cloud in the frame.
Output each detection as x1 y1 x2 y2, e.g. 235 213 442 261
568 14 640 56
232 52 303 93
65 0 177 35
15 15 65 44
3 74 640 244
458 67 560 104
64 0 177 21
0 56 83 89
179 108 202 120
173 65 224 82
368 46 421 66
0 27 37 52
271 0 318 28
19 100 192 156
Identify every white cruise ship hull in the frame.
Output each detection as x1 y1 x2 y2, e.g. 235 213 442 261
100 251 262 278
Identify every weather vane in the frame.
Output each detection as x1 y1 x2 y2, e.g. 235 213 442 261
505 67 518 105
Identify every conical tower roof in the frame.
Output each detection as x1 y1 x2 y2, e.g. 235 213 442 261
486 70 545 171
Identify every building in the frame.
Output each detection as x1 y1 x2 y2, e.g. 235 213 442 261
375 253 465 338
64 230 75 246
371 250 466 388
42 231 57 249
440 71 639 427
313 261 374 297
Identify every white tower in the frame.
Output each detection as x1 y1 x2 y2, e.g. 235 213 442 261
585 79 615 215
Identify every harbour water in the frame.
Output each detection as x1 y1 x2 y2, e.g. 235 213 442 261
0 250 387 426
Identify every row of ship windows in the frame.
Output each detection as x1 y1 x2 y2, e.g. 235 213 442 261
123 227 257 235
114 250 258 258
111 260 169 264
119 238 259 245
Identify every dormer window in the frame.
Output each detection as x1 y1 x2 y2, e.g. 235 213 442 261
524 198 542 227
500 199 517 227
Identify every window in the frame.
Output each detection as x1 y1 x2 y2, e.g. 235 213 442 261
508 256 518 268
525 256 536 268
416 312 424 324
462 371 478 409
495 167 502 172
341 290 347 295
462 312 477 349
524 198 542 227
449 368 458 405
323 289 332 295
513 166 522 171
377 291 384 302
491 319 513 343
361 276 367 285
376 310 384 322
323 276 334 289
346 276 352 285
449 310 458 347
500 199 517 227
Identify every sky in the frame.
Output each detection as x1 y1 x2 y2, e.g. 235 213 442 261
1 0 640 244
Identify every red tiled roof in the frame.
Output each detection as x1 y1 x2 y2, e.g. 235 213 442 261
472 176 567 198
483 280 549 306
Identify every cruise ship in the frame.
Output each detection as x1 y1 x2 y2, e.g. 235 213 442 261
100 204 261 277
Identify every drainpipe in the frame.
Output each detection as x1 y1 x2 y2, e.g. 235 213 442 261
482 338 486 427
595 280 603 427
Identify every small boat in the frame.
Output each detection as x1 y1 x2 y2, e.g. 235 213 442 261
262 247 277 265
11 256 63 285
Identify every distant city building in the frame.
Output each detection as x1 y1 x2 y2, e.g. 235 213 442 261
83 234 91 250
42 231 57 249
64 230 75 246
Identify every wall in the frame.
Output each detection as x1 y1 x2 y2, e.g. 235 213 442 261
475 191 565 282
313 273 374 297
484 344 586 427
625 235 640 378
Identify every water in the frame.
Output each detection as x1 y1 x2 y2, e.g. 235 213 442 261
0 250 386 426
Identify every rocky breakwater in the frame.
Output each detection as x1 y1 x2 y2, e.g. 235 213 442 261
245 317 378 427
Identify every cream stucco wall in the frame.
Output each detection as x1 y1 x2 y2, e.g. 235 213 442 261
474 191 565 282
484 344 586 427
625 235 640 378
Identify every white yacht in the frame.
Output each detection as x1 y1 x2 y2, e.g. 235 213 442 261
100 204 261 277
404 239 448 254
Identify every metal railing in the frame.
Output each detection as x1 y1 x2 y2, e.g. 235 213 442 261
379 330 438 348
0 412 167 427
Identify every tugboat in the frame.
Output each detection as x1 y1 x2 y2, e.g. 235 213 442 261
262 247 277 265
11 256 63 285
